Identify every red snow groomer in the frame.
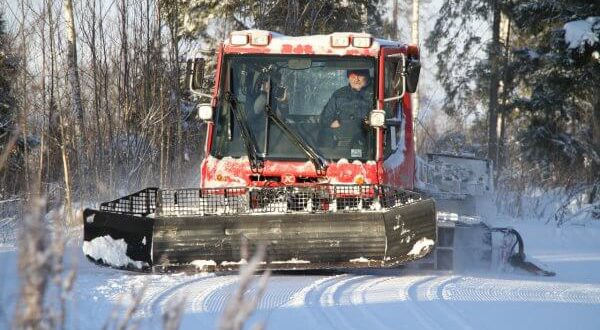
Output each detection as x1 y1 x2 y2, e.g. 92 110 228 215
83 31 553 275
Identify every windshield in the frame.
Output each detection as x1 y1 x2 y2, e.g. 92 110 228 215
211 55 376 161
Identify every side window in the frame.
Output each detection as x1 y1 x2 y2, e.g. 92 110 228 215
384 58 402 159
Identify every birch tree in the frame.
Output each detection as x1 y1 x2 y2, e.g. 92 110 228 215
63 0 83 221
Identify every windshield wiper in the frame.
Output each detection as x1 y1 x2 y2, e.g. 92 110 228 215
223 91 264 173
264 79 328 175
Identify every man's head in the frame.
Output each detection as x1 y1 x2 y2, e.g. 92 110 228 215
347 69 370 91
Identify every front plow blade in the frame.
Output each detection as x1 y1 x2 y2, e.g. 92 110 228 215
83 185 436 272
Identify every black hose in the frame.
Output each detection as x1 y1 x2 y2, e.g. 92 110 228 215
490 227 555 276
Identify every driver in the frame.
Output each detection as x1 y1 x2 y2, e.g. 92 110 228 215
320 69 373 144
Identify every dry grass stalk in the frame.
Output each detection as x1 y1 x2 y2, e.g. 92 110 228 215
162 295 186 330
12 196 77 330
14 196 52 330
102 284 146 330
218 238 271 330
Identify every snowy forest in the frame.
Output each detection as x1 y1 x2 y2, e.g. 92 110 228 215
0 0 599 329
1 0 598 218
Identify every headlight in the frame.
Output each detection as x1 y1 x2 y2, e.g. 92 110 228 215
369 110 385 127
251 33 270 46
352 36 372 48
230 33 248 46
331 34 350 47
198 104 213 121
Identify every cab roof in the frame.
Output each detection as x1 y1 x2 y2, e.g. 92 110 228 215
222 30 407 57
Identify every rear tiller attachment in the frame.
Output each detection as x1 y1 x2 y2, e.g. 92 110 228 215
434 215 555 276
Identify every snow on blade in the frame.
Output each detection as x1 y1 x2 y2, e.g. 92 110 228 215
82 235 148 269
220 259 248 266
271 258 310 264
407 237 434 256
191 260 217 270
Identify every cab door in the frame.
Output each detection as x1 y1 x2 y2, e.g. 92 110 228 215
378 47 416 190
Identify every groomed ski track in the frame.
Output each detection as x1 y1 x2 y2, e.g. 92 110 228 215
73 220 600 330
95 269 599 330
2 222 600 329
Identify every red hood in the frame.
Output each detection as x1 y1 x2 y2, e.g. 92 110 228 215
200 156 381 188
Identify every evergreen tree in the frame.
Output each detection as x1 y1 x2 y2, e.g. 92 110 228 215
0 12 20 193
427 0 599 183
167 0 385 43
0 12 17 151
425 0 496 119
508 1 600 182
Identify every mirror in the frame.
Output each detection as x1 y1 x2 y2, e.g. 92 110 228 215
392 58 405 92
188 58 205 91
406 58 421 93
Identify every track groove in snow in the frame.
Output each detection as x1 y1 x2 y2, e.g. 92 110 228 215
304 275 352 330
147 274 215 317
190 276 239 313
443 276 600 304
413 275 474 330
405 276 447 330
255 276 318 310
340 276 400 330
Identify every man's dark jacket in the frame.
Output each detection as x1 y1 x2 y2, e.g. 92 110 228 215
321 84 373 138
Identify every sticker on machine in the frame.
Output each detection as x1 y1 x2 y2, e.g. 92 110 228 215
351 149 362 158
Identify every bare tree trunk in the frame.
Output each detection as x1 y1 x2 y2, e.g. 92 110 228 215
167 1 183 185
46 0 61 187
498 12 512 174
40 5 48 196
19 0 31 194
98 0 115 193
391 0 399 40
145 0 151 117
488 0 502 172
59 113 73 225
63 0 85 198
87 0 103 199
120 0 130 117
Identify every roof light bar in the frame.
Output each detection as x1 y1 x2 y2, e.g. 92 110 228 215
352 36 372 48
331 34 350 47
230 33 249 46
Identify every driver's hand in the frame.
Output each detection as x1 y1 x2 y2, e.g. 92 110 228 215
330 120 340 128
362 116 370 127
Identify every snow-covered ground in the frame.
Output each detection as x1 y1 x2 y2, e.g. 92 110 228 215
1 214 599 330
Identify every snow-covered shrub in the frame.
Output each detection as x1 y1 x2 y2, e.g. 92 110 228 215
496 178 599 225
